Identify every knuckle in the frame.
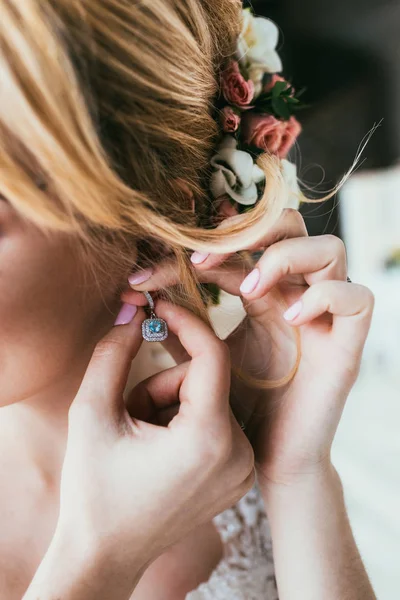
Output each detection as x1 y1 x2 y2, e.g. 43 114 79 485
360 286 375 312
284 207 307 229
284 207 300 221
264 244 288 273
325 234 346 257
93 336 127 360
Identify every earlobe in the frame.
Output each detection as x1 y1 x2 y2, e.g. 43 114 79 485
120 288 149 307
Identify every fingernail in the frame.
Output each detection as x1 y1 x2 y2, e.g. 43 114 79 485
190 251 209 265
240 268 260 295
128 268 153 286
283 301 302 321
114 303 137 326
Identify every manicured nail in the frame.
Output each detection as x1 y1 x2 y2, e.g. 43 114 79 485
240 268 260 294
190 251 210 265
128 268 153 286
283 301 303 321
114 303 137 326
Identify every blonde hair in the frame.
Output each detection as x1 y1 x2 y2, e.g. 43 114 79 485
0 0 296 387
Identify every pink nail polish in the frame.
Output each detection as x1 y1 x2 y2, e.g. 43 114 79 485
114 303 137 326
283 301 302 321
128 268 153 286
240 268 260 295
190 252 210 265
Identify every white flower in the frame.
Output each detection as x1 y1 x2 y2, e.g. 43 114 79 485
237 9 283 77
210 136 265 206
247 64 265 98
281 159 303 209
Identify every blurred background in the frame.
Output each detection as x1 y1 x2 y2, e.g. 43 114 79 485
244 1 400 598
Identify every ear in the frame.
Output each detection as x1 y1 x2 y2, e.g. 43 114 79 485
173 178 195 213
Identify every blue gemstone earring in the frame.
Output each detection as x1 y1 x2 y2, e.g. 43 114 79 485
142 292 168 342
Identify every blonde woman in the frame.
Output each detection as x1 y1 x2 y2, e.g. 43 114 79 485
0 1 376 599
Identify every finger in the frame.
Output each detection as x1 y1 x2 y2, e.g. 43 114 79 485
240 234 348 299
126 253 250 299
128 362 188 410
127 258 182 292
157 404 180 427
127 209 307 293
120 289 149 306
283 281 375 348
75 305 145 414
191 207 308 273
154 300 231 422
125 362 188 421
161 330 190 364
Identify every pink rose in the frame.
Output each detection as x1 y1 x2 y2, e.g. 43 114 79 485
221 60 254 108
220 106 241 133
242 113 302 158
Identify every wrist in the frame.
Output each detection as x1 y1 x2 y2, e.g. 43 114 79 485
258 462 376 600
258 460 342 505
23 525 147 600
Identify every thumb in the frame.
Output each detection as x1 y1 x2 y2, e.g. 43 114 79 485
74 303 145 416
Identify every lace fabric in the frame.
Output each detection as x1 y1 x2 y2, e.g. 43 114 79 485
186 481 278 600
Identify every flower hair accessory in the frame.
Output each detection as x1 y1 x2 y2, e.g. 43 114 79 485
210 7 304 214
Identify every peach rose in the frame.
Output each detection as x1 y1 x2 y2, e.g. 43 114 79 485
221 60 254 108
241 113 301 158
220 106 241 133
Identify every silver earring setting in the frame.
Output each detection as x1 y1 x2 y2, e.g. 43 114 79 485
141 292 168 342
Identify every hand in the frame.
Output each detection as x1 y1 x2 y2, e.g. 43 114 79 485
54 302 254 585
125 209 374 489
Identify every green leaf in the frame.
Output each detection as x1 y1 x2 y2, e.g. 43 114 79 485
272 80 289 97
271 97 291 120
201 283 221 306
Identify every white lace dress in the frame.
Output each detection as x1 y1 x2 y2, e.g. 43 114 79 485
186 481 278 600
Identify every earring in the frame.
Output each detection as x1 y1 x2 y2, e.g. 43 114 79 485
142 292 169 342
